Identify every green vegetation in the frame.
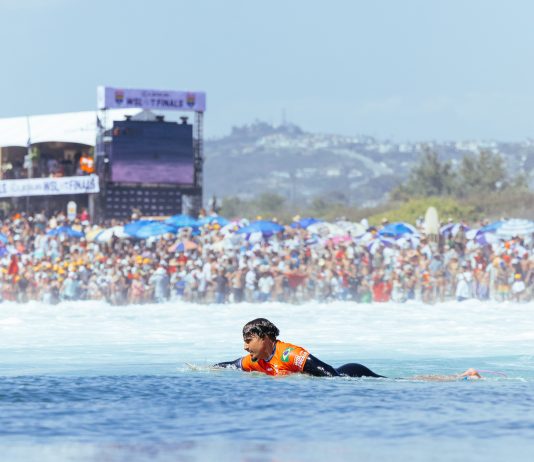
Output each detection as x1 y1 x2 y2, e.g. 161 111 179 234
391 148 527 201
391 148 455 199
220 149 532 223
220 193 290 221
366 197 477 226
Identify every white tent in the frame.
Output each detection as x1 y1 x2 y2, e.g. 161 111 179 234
0 108 143 148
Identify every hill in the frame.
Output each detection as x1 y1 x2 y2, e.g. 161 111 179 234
204 121 534 208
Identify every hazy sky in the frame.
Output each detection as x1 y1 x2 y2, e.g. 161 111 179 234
1 0 534 141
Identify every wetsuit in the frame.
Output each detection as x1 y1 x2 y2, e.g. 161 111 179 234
215 340 384 378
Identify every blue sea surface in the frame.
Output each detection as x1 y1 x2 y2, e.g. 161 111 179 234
1 301 534 461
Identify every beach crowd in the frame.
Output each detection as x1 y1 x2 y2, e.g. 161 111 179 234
1 211 532 305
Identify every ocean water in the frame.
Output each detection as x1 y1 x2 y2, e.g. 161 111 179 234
1 300 534 461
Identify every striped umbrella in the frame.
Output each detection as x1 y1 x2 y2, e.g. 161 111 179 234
396 234 421 249
357 232 415 252
94 226 130 243
496 219 534 238
335 220 367 237
439 223 470 237
365 236 397 254
307 222 345 237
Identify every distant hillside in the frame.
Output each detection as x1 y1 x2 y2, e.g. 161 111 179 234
203 122 534 207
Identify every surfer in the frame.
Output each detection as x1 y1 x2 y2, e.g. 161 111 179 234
214 318 482 380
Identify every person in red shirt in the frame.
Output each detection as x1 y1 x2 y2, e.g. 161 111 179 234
215 318 482 380
372 272 392 302
176 250 188 266
8 254 19 277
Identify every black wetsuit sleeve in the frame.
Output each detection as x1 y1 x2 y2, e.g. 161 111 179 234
213 358 242 369
303 355 385 378
303 354 340 377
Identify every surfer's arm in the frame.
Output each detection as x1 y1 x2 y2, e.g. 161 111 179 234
410 368 482 381
213 358 242 369
302 354 340 377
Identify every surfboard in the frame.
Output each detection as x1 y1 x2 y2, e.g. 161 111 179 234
424 206 440 236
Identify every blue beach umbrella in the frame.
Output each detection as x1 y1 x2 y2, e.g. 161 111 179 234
47 225 84 238
0 232 8 244
465 220 505 244
291 217 321 229
479 220 505 234
475 232 499 246
132 222 177 239
124 220 156 237
379 222 418 238
165 214 200 228
466 221 505 243
236 220 284 237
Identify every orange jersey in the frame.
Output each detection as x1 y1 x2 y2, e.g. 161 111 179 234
240 340 310 376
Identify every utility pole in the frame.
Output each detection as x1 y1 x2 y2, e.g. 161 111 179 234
25 116 33 211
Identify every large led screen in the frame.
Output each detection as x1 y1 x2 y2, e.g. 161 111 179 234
110 120 194 185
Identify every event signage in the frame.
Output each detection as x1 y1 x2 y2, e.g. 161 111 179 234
0 175 100 198
97 86 206 112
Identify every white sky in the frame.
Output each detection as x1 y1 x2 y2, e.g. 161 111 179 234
1 0 533 141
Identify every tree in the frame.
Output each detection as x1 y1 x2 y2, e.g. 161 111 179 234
310 196 329 213
254 192 286 215
392 147 455 199
220 196 247 218
392 147 528 204
456 150 522 197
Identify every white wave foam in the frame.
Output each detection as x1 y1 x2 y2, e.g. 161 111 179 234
0 300 533 369
0 317 23 326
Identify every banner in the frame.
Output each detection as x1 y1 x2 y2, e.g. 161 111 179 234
97 86 206 112
0 175 100 198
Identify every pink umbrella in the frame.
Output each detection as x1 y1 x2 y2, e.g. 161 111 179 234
329 235 352 245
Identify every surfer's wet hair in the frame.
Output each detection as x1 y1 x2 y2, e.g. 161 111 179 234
242 318 280 341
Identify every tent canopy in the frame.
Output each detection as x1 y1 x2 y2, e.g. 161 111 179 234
0 109 143 148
